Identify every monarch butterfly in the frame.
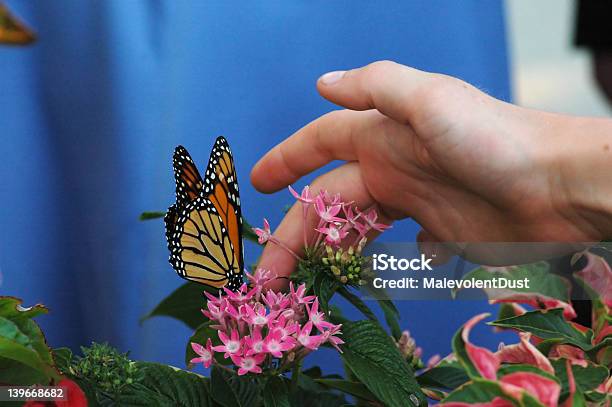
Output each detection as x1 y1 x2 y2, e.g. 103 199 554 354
165 137 244 291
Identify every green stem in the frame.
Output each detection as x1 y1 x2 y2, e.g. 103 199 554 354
290 359 302 392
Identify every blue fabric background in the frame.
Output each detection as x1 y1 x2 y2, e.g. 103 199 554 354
1 1 514 373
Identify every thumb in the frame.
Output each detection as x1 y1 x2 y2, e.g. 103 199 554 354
316 60 435 124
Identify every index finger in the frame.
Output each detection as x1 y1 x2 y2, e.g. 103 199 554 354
250 109 380 193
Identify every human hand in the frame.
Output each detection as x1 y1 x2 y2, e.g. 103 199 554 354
251 61 612 283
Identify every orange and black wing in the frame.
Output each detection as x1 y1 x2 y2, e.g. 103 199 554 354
165 138 244 291
201 137 244 273
172 145 204 206
167 196 243 290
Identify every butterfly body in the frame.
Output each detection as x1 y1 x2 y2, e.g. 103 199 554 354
165 137 244 291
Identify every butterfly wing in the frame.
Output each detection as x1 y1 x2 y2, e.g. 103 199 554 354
167 196 242 289
201 137 244 273
172 145 204 206
165 138 244 291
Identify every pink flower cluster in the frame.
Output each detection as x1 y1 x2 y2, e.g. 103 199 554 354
254 185 390 250
190 270 344 375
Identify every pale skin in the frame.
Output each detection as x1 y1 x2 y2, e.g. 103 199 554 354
250 61 612 287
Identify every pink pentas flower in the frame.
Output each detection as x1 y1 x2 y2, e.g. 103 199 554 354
191 245 344 376
243 327 264 356
244 302 273 326
212 329 242 358
307 298 336 331
246 269 274 288
190 338 214 368
288 185 314 204
230 353 266 376
262 290 290 311
290 282 315 305
269 314 298 339
361 207 391 232
263 328 296 357
343 205 360 226
321 324 344 352
253 218 273 244
314 195 345 224
223 283 256 304
319 190 343 206
297 321 323 350
202 300 224 321
316 224 349 246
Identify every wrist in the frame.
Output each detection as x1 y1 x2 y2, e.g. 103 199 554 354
552 115 612 240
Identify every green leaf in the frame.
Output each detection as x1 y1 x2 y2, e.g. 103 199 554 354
210 366 259 407
489 309 594 350
417 360 470 390
336 287 376 322
291 374 348 407
340 320 427 407
139 211 166 221
302 366 322 379
378 299 402 340
0 297 59 385
241 217 260 243
116 362 212 406
313 272 339 313
141 282 214 329
497 303 522 320
0 297 48 320
442 378 544 406
0 316 31 345
0 336 56 384
52 347 73 373
263 375 290 407
551 359 609 403
315 378 376 402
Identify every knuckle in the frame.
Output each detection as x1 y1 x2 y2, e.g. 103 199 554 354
363 60 398 78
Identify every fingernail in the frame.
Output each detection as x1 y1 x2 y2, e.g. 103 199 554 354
319 70 346 85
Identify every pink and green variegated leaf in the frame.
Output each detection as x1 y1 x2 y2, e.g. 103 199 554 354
573 253 612 340
440 380 515 406
548 344 587 367
551 358 610 405
499 372 560 407
441 378 546 407
574 254 612 308
442 396 514 407
489 309 594 351
459 263 576 319
452 313 500 380
496 332 554 374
